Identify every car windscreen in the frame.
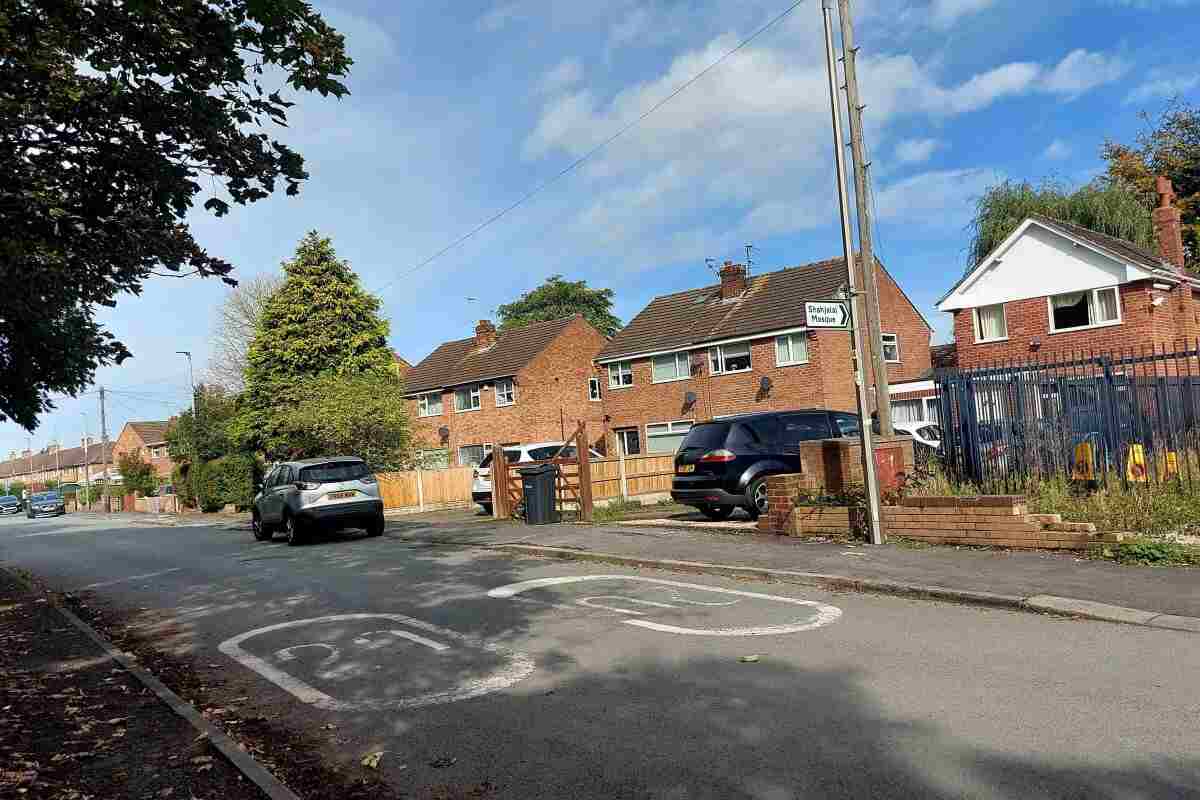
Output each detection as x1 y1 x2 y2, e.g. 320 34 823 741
0 496 15 503
299 461 369 483
33 492 60 501
479 450 522 469
528 445 573 461
679 423 730 451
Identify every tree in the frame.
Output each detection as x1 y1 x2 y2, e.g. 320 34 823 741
117 451 157 497
966 180 1154 271
206 274 286 391
265 373 410 470
1103 101 1200 272
497 275 621 337
0 1 352 431
236 232 397 451
167 386 239 465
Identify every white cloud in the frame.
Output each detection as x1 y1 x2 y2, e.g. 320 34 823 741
539 59 584 94
1125 74 1200 104
895 138 944 164
874 168 1005 226
1042 139 1072 160
929 0 996 29
1041 49 1130 96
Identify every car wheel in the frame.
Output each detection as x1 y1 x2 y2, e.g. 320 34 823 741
251 513 270 541
700 505 735 521
745 477 769 520
367 514 385 537
284 513 304 546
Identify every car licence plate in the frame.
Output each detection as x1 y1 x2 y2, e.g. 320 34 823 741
677 464 695 474
328 490 355 500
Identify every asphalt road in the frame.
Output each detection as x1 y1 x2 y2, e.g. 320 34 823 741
2 512 1198 799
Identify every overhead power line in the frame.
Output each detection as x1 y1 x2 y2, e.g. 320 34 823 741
375 0 805 294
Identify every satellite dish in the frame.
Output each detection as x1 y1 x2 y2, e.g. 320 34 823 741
684 391 697 406
438 426 450 442
759 376 772 394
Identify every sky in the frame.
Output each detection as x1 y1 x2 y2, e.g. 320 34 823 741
6 0 1200 457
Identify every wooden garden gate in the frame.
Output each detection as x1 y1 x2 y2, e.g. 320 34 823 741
491 421 593 522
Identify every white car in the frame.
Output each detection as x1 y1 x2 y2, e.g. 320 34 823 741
893 420 942 452
471 441 603 515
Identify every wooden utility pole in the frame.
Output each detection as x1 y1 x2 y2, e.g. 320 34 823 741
838 0 893 437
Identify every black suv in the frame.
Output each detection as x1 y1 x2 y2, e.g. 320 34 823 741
671 409 862 520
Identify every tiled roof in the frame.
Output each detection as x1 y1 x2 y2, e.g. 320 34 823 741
0 442 116 479
128 421 170 445
597 258 855 362
404 316 579 394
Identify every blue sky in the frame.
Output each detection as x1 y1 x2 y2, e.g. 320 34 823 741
6 0 1199 457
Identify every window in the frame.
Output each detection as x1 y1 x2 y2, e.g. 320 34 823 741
608 361 634 388
780 412 834 445
454 386 481 412
881 333 900 363
300 460 369 483
775 333 809 366
418 392 444 417
494 379 515 407
588 377 602 401
652 352 692 383
645 420 694 454
831 412 861 438
1048 287 1120 332
891 398 924 424
458 445 488 467
615 428 641 456
709 342 752 374
973 303 1008 342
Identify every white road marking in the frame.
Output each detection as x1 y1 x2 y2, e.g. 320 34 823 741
16 527 98 538
218 613 533 711
575 596 678 615
352 629 450 652
488 575 842 636
662 589 739 607
75 568 183 590
275 643 341 665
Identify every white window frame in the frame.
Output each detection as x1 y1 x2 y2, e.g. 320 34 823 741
458 443 490 467
709 342 752 375
494 378 515 407
1046 287 1122 334
588 377 602 402
608 361 634 389
775 332 809 367
972 303 1009 343
417 392 444 418
644 420 694 454
652 351 692 383
881 333 901 363
454 385 481 413
614 427 641 456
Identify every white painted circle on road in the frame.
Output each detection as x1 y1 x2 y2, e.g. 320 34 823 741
487 575 842 636
218 613 534 711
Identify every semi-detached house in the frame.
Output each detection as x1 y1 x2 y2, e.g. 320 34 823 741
594 260 933 456
404 315 607 467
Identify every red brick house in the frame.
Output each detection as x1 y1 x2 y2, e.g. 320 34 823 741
937 178 1196 370
112 420 176 480
594 259 932 455
889 342 957 425
404 315 608 467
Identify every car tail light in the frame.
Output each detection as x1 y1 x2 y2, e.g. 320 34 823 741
698 449 736 463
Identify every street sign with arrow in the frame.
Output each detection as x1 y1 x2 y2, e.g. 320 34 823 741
805 300 849 329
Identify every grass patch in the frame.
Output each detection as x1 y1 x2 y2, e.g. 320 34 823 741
889 536 933 550
1098 537 1200 566
592 498 644 523
1024 476 1200 538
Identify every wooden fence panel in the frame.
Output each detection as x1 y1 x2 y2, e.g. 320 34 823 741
590 454 675 500
377 467 473 511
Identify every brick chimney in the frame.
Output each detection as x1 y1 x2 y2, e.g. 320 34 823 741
1153 176 1186 272
474 319 497 350
719 261 748 299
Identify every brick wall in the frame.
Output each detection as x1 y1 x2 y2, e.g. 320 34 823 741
884 496 1095 550
410 316 608 463
953 280 1200 369
858 260 933 384
113 426 175 480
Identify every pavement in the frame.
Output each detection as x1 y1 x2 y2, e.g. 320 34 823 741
1 511 1198 799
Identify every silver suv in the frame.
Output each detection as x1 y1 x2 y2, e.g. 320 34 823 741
251 457 384 545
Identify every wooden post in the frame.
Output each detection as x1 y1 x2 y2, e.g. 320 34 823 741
576 424 593 522
618 445 629 500
491 445 510 519
416 467 425 512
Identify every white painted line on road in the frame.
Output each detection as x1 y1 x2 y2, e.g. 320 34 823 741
75 568 183 590
15 527 98 538
575 596 678 615
218 613 533 712
275 643 341 664
488 575 842 636
353 629 450 652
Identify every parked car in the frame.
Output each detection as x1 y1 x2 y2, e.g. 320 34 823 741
671 409 863 520
0 495 20 515
251 457 383 546
893 420 942 452
471 442 604 515
26 491 66 518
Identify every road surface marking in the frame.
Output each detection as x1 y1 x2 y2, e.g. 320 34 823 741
218 613 533 711
275 643 341 665
353 629 450 651
488 575 842 636
575 596 678 615
75 568 183 590
15 527 98 538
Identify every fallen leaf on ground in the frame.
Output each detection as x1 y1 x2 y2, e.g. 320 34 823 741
361 751 384 769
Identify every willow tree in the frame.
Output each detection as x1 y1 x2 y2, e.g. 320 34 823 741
966 180 1154 272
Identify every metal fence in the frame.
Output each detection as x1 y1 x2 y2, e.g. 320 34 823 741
935 345 1200 492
